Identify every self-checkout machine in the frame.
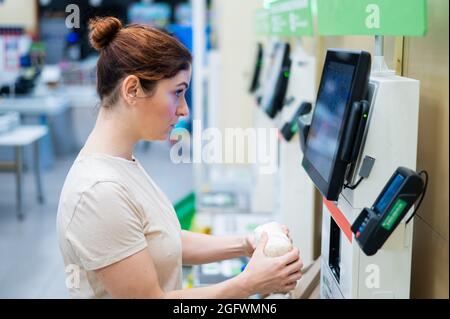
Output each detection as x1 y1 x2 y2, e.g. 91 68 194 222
305 0 429 299
266 0 320 268
249 8 288 215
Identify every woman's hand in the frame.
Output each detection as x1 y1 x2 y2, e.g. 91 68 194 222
239 232 303 296
242 233 256 257
242 224 292 257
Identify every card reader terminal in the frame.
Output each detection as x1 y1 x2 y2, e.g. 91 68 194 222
351 167 427 256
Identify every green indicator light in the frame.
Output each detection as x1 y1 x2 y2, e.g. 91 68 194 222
284 71 290 78
363 113 368 118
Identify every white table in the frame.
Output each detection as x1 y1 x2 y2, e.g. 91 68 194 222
0 95 76 165
0 125 48 220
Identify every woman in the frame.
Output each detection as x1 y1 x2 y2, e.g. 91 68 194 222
57 17 302 299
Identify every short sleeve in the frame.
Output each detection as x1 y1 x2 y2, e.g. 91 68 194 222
65 181 148 271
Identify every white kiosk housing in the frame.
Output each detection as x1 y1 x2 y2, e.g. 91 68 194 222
320 65 420 299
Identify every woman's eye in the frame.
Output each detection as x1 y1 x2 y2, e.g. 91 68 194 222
175 90 184 97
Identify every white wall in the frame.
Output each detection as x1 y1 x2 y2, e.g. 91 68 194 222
211 0 261 133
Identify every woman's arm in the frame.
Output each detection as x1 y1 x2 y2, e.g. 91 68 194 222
95 247 250 299
181 230 254 265
95 233 302 299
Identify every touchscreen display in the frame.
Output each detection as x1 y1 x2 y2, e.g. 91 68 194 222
261 44 285 111
305 61 355 182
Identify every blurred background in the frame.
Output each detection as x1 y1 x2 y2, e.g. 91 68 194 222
0 0 448 299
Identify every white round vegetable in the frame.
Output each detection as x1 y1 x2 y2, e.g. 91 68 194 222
254 222 293 257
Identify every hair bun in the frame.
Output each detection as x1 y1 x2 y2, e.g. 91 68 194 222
89 17 123 51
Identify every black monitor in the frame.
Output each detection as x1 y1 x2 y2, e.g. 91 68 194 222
302 49 371 201
249 43 263 94
260 42 291 119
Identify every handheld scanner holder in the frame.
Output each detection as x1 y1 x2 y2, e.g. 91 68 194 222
340 100 370 165
351 167 426 256
280 102 312 142
316 99 371 195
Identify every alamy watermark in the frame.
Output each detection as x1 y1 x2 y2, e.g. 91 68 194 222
365 264 381 289
65 4 80 29
169 120 279 175
65 264 80 289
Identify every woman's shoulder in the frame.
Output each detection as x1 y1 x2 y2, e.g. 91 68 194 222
58 154 139 208
67 154 126 187
57 155 140 230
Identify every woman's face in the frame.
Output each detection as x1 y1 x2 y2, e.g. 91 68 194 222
133 68 191 141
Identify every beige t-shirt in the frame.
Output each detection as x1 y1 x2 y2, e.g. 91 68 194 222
56 153 183 299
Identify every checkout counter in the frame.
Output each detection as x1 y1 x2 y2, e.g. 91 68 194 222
301 48 426 298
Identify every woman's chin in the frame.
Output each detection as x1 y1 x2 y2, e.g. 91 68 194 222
141 134 166 142
141 128 172 141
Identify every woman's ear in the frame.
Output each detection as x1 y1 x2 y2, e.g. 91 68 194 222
121 75 141 106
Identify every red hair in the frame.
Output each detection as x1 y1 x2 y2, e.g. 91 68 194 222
89 17 192 107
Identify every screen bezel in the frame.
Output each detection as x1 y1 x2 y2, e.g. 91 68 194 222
302 49 371 201
249 43 264 94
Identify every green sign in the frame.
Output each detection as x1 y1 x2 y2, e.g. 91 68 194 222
269 0 313 36
255 9 271 36
382 199 407 231
317 0 428 36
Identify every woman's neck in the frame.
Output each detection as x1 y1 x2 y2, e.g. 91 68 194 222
80 106 139 161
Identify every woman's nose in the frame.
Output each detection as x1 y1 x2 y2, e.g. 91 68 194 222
176 99 190 117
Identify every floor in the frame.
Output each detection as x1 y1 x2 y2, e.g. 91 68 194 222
0 141 193 298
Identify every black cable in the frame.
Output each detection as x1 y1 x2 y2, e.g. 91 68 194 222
344 177 364 190
406 170 429 224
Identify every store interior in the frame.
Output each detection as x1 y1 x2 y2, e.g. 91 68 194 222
0 0 448 299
